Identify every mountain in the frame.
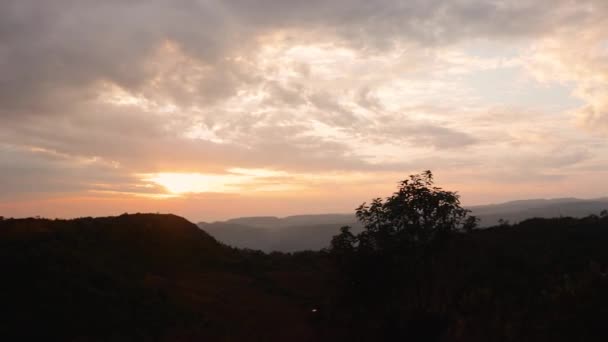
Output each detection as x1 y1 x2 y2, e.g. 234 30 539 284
471 197 608 226
199 214 361 252
224 213 357 228
199 198 608 251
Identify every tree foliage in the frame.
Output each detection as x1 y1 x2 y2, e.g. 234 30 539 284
331 170 477 255
328 171 478 340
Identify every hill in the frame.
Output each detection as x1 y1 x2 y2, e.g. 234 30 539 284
0 214 326 341
3 213 608 341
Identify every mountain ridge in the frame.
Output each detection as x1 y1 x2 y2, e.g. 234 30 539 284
199 197 608 251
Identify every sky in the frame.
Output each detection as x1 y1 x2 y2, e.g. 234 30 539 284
1 0 608 222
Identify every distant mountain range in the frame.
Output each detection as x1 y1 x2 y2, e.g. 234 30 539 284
469 197 608 226
199 214 363 252
198 198 608 252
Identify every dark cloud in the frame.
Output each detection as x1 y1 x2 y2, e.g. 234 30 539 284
0 144 162 198
0 0 597 115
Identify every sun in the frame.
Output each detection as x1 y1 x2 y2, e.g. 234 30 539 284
142 169 290 195
144 173 240 194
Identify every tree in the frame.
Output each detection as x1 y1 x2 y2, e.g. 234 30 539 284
328 171 478 339
332 170 477 254
498 218 511 227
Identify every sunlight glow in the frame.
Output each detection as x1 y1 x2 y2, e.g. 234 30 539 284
142 168 293 195
227 168 289 177
143 173 244 194
140 169 374 196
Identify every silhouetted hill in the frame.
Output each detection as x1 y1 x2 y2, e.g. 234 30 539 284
3 213 608 341
429 215 608 341
200 199 608 251
0 214 325 341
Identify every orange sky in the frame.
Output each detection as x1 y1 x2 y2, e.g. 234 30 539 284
1 1 608 221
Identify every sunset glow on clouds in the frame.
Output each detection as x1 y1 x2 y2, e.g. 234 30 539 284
1 0 608 221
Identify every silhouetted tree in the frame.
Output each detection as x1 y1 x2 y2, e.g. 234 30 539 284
328 171 477 340
331 170 476 253
357 170 476 247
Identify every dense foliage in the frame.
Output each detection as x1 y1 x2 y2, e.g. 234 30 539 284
324 173 608 341
326 171 477 340
325 215 608 341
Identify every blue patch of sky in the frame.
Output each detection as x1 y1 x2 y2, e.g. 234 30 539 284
462 40 583 111
464 66 582 111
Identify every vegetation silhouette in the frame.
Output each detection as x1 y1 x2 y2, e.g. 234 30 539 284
321 172 608 341
327 171 477 340
1 172 608 341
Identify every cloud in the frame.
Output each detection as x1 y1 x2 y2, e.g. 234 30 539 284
0 144 165 199
0 0 598 115
1 0 608 210
523 12 608 133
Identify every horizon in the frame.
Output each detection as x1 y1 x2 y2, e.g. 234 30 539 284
2 1 608 221
3 195 607 223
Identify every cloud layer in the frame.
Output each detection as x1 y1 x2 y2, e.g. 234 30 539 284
1 0 608 220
